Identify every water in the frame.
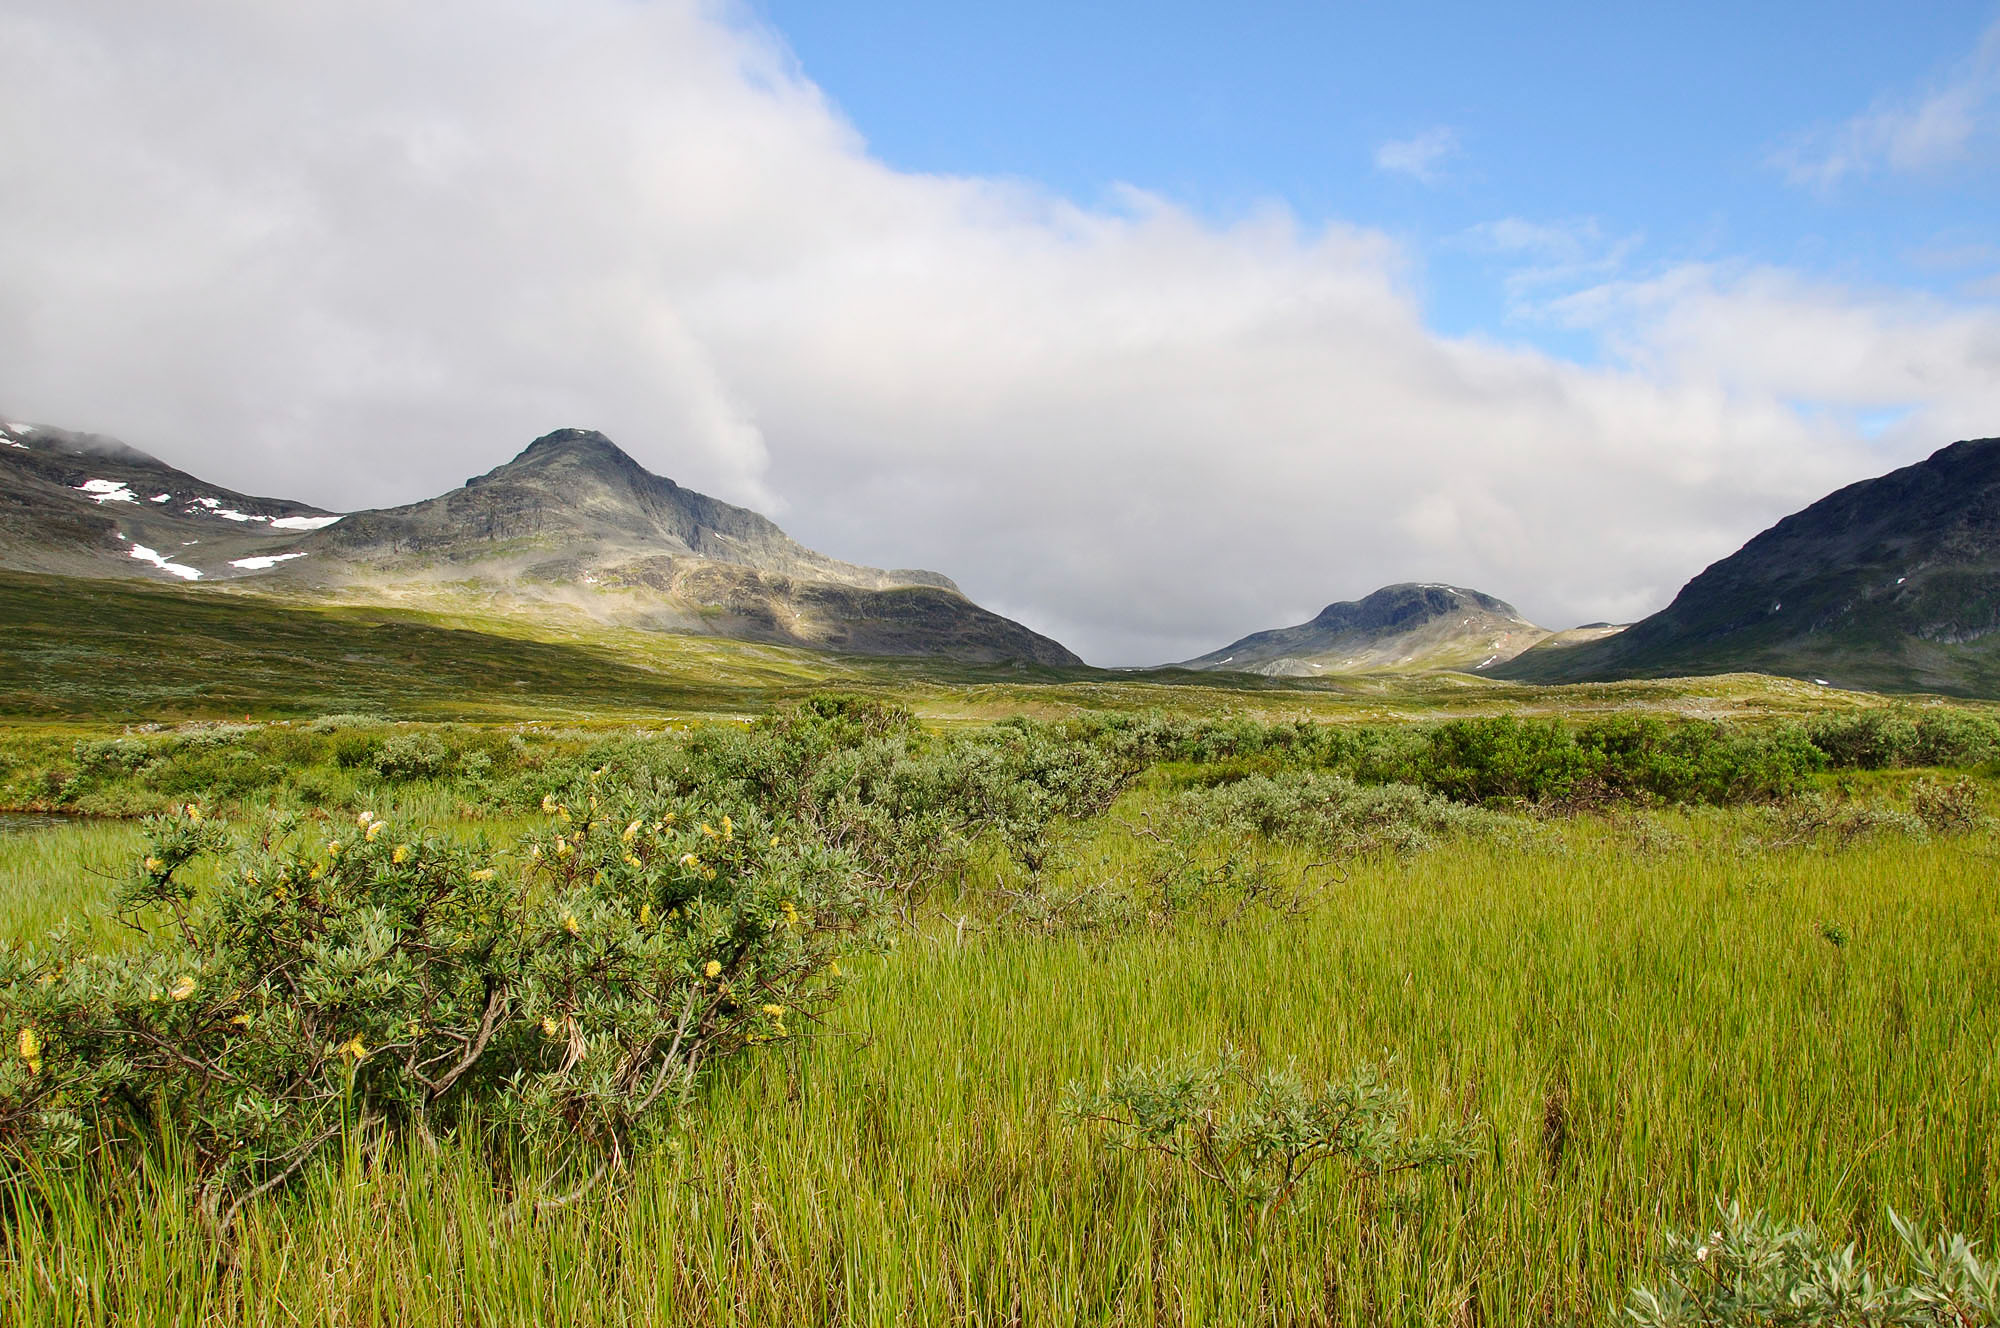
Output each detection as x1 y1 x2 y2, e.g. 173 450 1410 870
0 812 81 836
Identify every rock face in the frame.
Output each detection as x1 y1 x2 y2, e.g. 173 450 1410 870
1493 436 2000 696
1176 583 1561 676
0 421 1082 667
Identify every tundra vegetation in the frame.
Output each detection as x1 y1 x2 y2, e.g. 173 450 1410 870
0 695 1995 1324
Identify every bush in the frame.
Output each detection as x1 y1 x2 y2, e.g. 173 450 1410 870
1175 772 1494 856
1762 792 1926 849
0 785 881 1218
994 818 1317 938
1064 1049 1475 1222
1410 717 1585 805
1805 707 2000 771
1909 777 1985 836
1625 1203 1998 1326
305 713 389 734
1808 711 1921 770
372 732 450 781
645 698 1132 892
1401 716 1819 809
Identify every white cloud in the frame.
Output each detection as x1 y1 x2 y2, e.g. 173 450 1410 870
1774 20 2000 188
0 2 1994 663
1457 216 1644 308
1373 127 1460 183
1546 264 2000 418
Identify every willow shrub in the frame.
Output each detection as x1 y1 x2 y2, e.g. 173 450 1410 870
1625 1204 1998 1326
0 778 883 1219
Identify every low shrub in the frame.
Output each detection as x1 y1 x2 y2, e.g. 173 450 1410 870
1761 791 1927 849
1807 708 2000 771
994 818 1317 937
0 783 881 1219
372 732 450 781
1625 1203 1998 1326
1174 772 1493 856
1064 1049 1476 1222
1908 776 1985 836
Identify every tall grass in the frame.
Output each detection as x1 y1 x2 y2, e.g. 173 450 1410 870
3 811 1994 1325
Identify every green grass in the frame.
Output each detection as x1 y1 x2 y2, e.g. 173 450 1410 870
0 816 152 951
2 805 1994 1325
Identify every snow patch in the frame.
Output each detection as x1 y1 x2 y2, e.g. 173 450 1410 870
78 479 138 504
184 497 341 530
188 497 265 521
128 543 202 580
228 552 308 570
1474 655 1498 670
150 493 171 503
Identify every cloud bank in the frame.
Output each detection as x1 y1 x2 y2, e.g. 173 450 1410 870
2 1 1998 663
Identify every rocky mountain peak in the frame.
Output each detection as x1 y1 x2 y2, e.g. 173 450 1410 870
1309 583 1525 633
1177 580 1550 676
472 427 665 493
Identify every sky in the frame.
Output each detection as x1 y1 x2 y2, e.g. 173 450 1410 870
2 1 1998 664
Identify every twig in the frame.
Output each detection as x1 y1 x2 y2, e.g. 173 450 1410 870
217 1125 341 1236
427 982 506 1101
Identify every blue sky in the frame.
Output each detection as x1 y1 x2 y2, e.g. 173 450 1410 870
752 1 2000 361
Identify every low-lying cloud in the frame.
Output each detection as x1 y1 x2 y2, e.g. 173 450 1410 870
2 1 1997 663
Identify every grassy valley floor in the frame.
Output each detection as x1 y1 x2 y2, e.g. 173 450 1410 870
2 804 1995 1325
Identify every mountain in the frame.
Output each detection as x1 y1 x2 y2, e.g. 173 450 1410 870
0 418 341 582
318 429 957 593
1493 436 2000 696
0 420 1081 667
1175 582 1605 676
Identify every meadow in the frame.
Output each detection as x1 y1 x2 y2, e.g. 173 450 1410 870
0 692 1994 1326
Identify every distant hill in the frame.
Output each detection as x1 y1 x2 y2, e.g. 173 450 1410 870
0 420 1081 667
1174 583 1606 676
1493 436 2000 696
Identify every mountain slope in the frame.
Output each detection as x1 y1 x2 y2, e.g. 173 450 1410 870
0 420 1081 667
0 418 340 582
1493 436 2000 696
1175 583 1570 676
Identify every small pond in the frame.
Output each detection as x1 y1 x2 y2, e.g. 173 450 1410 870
0 812 85 836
